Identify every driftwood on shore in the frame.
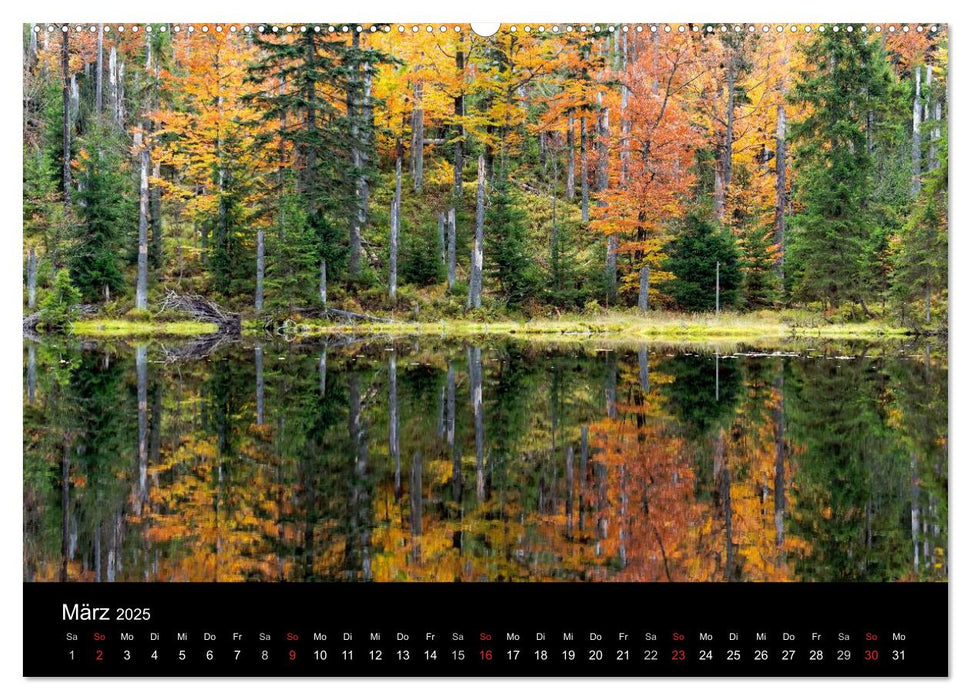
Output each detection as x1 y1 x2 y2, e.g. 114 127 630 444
159 290 241 334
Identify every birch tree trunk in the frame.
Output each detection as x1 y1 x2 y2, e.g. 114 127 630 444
255 229 264 312
135 130 149 310
446 361 455 448
467 156 485 310
447 208 457 290
60 27 71 207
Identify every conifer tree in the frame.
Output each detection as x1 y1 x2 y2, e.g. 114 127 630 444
486 172 537 307
70 123 130 302
663 213 741 312
786 29 890 310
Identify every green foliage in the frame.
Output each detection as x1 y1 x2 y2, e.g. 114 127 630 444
787 30 890 307
486 174 539 307
662 213 742 311
739 225 778 308
70 122 131 302
266 179 319 312
893 122 948 324
40 269 81 329
402 216 445 286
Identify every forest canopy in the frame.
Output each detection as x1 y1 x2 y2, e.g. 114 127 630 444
22 23 948 325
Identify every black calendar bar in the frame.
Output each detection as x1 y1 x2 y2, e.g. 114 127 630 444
23 582 947 677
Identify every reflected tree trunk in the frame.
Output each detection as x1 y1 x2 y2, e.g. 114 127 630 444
255 344 264 426
27 342 37 404
605 354 617 419
60 435 70 582
468 346 485 503
390 352 401 500
714 428 733 581
348 376 371 580
410 452 423 562
773 373 786 550
565 446 575 537
136 344 148 515
319 349 327 396
579 425 589 532
638 346 650 395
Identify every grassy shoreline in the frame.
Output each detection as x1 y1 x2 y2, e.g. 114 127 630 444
63 310 919 341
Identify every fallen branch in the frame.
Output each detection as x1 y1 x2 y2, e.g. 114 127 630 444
295 307 394 324
158 290 241 335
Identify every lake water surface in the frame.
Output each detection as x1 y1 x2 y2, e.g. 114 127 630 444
23 337 947 583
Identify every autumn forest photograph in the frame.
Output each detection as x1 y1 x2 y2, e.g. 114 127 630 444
23 22 947 583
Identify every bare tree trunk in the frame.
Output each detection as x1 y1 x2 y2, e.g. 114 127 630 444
912 66 923 196
774 102 787 279
467 156 485 310
135 130 149 310
605 236 617 304
595 92 608 192
60 27 71 206
347 32 364 278
714 57 737 223
27 247 37 310
638 266 649 311
566 116 575 201
411 80 424 193
255 229 264 312
95 24 103 114
452 45 465 200
580 116 589 223
579 425 588 532
390 145 401 303
319 259 327 307
447 208 457 290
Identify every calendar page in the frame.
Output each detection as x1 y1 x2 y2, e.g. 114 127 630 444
22 20 948 677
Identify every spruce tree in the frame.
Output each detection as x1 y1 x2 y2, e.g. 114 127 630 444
247 28 386 280
486 173 538 307
662 213 741 312
266 178 319 313
787 29 890 310
70 123 130 302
